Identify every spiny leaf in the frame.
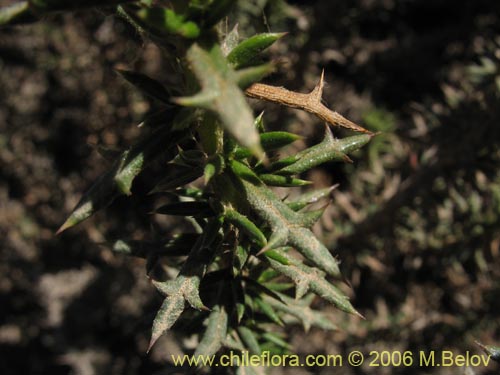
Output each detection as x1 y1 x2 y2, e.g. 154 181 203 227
234 131 302 159
59 110 183 227
224 333 246 352
56 172 119 234
149 218 223 349
286 185 338 211
265 248 362 318
257 268 281 283
235 63 276 90
114 127 186 195
277 128 372 175
264 294 338 332
262 282 294 292
229 170 342 277
232 279 246 322
475 341 500 362
153 275 206 311
261 332 290 350
227 32 287 69
230 159 262 184
176 43 264 159
265 155 299 172
116 69 171 103
296 205 329 228
134 7 200 39
237 326 261 355
259 174 311 187
224 208 267 248
204 154 225 184
60 116 185 233
244 276 285 303
233 246 250 275
194 305 228 357
260 227 288 254
148 293 185 352
254 297 284 326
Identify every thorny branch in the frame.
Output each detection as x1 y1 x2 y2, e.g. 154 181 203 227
245 71 372 135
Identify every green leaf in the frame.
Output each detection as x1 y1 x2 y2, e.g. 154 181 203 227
153 275 206 311
262 281 294 292
56 171 120 234
235 63 276 90
265 249 363 318
234 131 301 159
194 305 228 357
204 154 225 184
149 218 223 350
262 249 290 266
277 128 372 175
286 185 337 211
60 122 184 232
135 7 200 39
176 43 264 159
224 208 267 248
148 293 185 352
476 341 500 362
116 69 171 103
114 127 186 195
296 205 328 228
227 33 287 69
261 227 288 253
259 174 311 187
264 294 338 332
265 155 299 172
261 332 290 350
230 172 342 278
232 278 246 322
233 246 250 274
255 297 284 326
229 159 262 184
237 326 261 355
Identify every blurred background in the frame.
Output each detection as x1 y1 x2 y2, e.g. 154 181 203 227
0 0 499 374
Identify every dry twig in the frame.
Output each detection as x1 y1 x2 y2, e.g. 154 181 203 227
245 70 372 134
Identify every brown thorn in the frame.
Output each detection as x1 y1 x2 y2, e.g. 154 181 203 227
309 69 325 103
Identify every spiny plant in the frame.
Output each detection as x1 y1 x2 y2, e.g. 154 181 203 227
0 0 374 366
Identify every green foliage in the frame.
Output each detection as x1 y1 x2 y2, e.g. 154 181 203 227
0 0 373 367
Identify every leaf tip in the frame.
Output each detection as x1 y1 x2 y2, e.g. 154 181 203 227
354 310 366 320
56 219 73 235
